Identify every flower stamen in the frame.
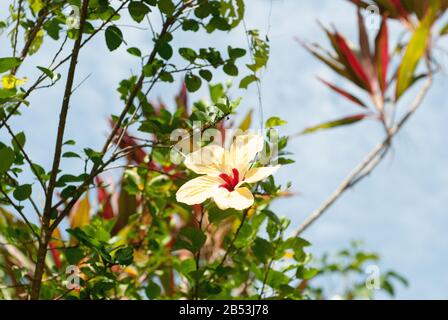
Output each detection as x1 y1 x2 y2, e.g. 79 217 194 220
219 168 240 192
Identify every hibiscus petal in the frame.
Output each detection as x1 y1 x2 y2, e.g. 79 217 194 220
243 165 280 184
213 187 254 211
176 175 223 205
184 145 229 175
229 133 264 175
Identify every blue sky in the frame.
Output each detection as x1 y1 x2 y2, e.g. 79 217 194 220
1 0 447 299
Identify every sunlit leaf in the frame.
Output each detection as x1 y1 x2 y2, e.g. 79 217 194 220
395 7 435 101
302 114 369 135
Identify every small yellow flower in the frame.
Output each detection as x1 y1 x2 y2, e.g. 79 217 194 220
176 133 280 210
2 74 28 89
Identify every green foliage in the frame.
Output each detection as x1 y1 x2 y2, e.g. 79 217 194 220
304 242 408 300
105 25 123 51
0 57 22 73
0 147 15 174
395 7 436 100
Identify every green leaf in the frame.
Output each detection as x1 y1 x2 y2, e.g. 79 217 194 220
128 1 151 23
296 267 319 280
239 74 258 89
145 280 161 299
159 71 174 83
64 247 84 265
37 66 55 79
63 140 76 146
182 19 199 32
223 63 238 76
228 46 246 59
0 88 16 99
208 206 236 224
157 41 173 60
67 228 112 262
115 246 134 266
185 73 202 92
127 47 142 57
11 131 26 151
178 47 197 63
13 184 32 201
395 8 435 100
199 69 212 82
209 83 224 103
266 116 287 128
301 114 368 135
158 0 175 16
84 148 103 165
205 283 222 295
0 57 22 73
105 26 123 51
62 151 81 158
252 237 273 263
173 227 206 254
0 147 15 174
277 158 295 165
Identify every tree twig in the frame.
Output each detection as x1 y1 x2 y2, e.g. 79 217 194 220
293 57 434 237
30 0 90 300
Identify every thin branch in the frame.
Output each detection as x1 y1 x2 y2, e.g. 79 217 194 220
47 1 196 231
215 209 249 272
12 6 50 75
194 206 205 300
30 0 91 300
293 57 434 237
259 229 283 300
0 189 39 240
0 1 129 131
1 121 46 191
12 0 24 57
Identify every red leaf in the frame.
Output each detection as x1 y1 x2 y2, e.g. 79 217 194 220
334 32 373 93
49 242 62 270
297 37 362 88
357 10 373 68
95 176 114 220
175 83 188 117
390 0 410 20
317 77 368 108
375 16 389 95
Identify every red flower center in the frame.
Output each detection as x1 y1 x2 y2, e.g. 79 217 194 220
219 168 240 192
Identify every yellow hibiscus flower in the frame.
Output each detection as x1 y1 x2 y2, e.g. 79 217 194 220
176 133 280 210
